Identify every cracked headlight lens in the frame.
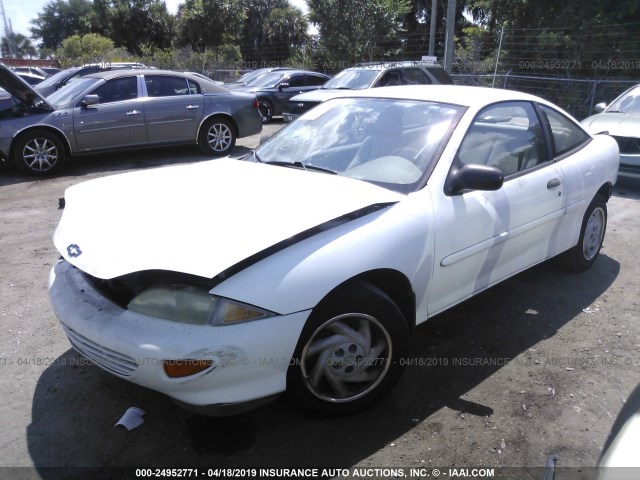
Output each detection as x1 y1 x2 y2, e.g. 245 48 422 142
128 286 275 326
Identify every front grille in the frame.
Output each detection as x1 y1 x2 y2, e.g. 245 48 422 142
611 136 640 155
62 324 138 377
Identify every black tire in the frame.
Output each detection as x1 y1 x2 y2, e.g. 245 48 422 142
287 281 410 415
258 99 273 123
13 129 65 176
560 193 607 272
198 117 236 156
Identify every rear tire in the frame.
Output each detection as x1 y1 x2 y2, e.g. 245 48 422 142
287 281 410 415
258 99 273 123
13 130 65 176
198 117 236 156
560 193 607 272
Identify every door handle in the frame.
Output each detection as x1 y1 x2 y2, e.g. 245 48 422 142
547 178 561 189
126 110 141 116
186 105 199 110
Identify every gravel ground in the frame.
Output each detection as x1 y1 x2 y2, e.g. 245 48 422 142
1 124 639 479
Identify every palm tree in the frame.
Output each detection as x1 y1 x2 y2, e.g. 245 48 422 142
1 34 37 58
263 6 309 61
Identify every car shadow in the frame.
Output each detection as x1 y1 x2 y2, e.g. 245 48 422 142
26 255 619 476
0 145 254 189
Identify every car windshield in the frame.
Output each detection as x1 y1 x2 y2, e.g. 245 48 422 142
233 69 269 84
247 72 287 88
47 77 101 109
607 86 640 114
35 68 79 90
253 97 464 193
322 69 380 90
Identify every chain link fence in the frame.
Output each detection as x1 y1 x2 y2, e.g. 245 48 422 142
453 73 637 120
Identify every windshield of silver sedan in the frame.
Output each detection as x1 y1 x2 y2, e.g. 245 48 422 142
252 97 464 193
47 77 101 109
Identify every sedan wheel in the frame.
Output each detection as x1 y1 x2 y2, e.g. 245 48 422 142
560 193 607 272
199 117 236 156
14 130 65 176
288 281 410 414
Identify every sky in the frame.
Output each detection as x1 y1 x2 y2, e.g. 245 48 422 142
4 0 309 40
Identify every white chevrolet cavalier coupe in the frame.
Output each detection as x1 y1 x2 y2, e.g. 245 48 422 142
49 86 619 415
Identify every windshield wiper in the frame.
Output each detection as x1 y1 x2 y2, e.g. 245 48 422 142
265 160 337 174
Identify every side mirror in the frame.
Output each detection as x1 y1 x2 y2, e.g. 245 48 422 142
445 164 504 196
594 102 607 113
279 82 289 91
81 94 100 108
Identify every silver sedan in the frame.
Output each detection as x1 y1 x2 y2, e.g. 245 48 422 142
581 84 640 178
0 67 262 175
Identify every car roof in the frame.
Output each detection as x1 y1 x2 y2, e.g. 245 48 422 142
348 61 447 71
334 84 554 109
265 69 329 77
83 69 230 93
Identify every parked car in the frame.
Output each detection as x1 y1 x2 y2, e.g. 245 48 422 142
48 85 618 416
283 61 453 122
233 69 330 122
34 63 147 98
581 84 640 178
14 71 46 85
225 67 294 89
41 67 61 76
14 66 50 78
0 66 262 175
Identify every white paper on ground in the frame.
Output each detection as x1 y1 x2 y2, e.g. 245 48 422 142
114 407 146 430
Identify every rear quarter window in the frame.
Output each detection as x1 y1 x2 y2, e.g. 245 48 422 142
539 105 590 156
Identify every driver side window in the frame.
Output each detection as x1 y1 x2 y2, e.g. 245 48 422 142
92 77 138 104
458 101 548 177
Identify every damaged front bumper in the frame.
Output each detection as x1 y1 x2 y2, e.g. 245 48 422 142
48 259 310 413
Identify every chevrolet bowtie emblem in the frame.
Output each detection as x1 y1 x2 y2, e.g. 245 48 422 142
67 244 82 258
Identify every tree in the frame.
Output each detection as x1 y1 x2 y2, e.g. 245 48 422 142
176 0 245 53
464 0 640 77
108 0 175 55
57 33 115 65
263 7 309 62
2 34 37 58
30 0 96 50
239 0 288 63
308 0 411 64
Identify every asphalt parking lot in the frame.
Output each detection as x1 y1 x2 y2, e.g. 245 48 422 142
1 122 639 479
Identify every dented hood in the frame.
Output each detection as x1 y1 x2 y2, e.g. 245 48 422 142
53 158 402 280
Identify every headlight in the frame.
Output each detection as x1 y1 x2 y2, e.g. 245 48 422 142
127 286 275 326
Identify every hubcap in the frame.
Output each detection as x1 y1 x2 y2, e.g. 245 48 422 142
207 123 232 152
301 313 392 403
23 138 59 172
583 206 605 261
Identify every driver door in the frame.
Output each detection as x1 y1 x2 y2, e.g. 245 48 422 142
428 101 566 315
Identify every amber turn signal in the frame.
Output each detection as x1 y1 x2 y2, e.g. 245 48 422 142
163 359 214 378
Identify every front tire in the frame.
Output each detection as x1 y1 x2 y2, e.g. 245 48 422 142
198 117 236 156
287 281 410 415
13 130 65 176
560 193 607 272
